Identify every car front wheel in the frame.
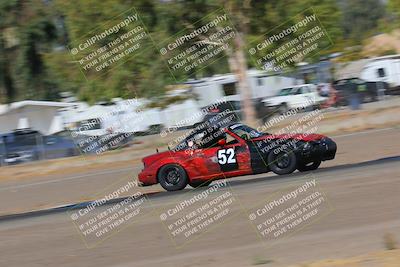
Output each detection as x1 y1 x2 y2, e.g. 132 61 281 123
267 149 297 175
158 164 188 191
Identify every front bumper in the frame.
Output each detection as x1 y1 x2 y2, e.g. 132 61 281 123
299 138 337 163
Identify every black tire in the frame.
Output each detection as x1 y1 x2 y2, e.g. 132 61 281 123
158 164 188 191
297 161 321 172
267 149 297 175
189 180 212 188
278 103 288 114
304 104 315 112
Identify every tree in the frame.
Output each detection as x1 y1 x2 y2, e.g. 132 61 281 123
54 0 174 103
0 0 57 102
341 0 385 40
155 0 258 125
221 0 257 126
388 0 400 27
0 0 19 103
1 0 347 106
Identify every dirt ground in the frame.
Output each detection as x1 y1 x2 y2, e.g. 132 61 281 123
292 249 400 267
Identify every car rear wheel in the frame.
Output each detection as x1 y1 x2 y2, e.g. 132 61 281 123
189 180 212 188
297 161 321 172
158 164 188 191
267 149 297 175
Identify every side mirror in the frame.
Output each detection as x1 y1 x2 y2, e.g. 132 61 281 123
217 139 226 146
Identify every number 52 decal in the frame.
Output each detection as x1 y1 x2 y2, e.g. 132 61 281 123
217 148 237 165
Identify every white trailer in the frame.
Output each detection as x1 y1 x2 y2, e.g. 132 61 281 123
62 98 203 136
360 55 400 89
187 70 302 107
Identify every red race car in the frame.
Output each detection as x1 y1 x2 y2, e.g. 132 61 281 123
138 123 336 191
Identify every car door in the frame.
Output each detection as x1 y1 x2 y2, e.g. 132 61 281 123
198 131 252 179
290 87 307 108
12 132 40 161
43 136 68 159
301 86 317 106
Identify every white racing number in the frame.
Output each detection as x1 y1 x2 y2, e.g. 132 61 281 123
217 148 237 165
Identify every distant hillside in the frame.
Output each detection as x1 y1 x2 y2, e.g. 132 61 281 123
363 30 400 57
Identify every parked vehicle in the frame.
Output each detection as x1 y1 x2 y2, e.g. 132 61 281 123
186 70 302 108
360 55 400 94
261 84 327 113
0 129 78 165
63 98 202 137
332 78 390 106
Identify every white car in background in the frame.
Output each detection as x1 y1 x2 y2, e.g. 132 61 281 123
262 84 327 113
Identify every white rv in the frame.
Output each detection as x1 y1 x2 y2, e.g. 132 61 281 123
360 55 400 89
62 98 202 136
186 70 302 107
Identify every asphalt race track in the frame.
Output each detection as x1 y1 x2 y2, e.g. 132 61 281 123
0 128 399 267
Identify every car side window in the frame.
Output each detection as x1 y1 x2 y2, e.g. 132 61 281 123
293 88 302 95
15 134 37 146
3 135 14 145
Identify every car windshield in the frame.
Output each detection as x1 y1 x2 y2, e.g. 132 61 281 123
277 87 294 96
229 124 263 139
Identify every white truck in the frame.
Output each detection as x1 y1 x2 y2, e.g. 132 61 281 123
261 84 327 113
